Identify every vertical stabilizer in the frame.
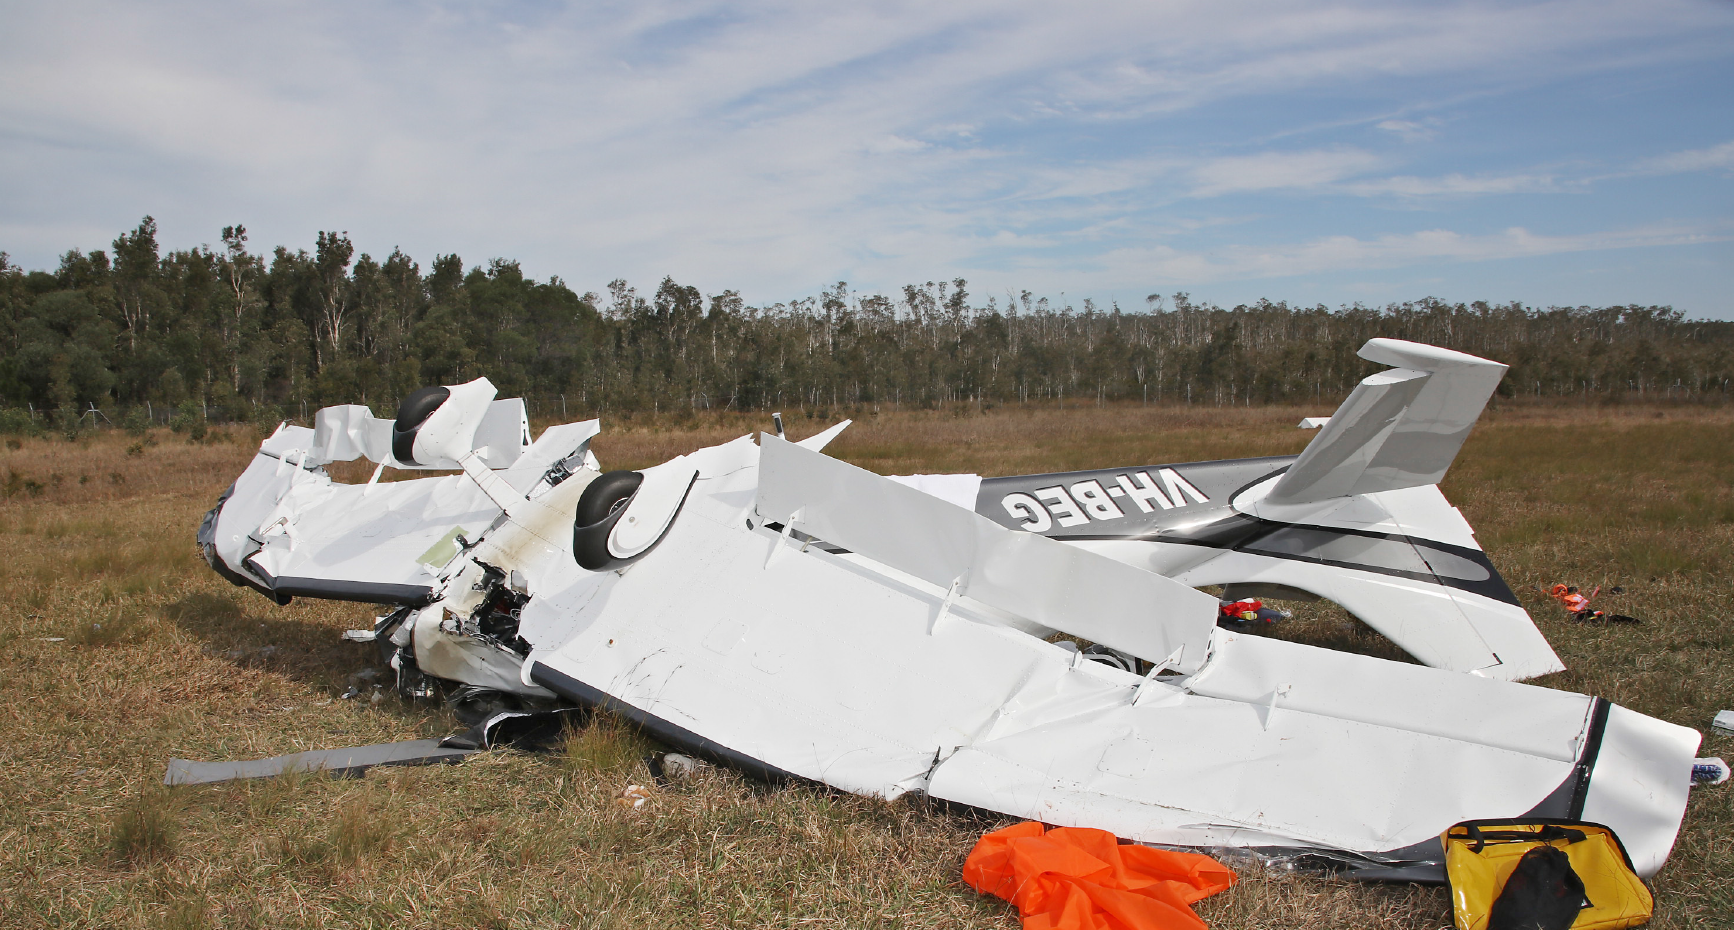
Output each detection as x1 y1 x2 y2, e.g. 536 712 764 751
1266 339 1506 506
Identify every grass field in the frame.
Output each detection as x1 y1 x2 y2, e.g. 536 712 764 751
1 401 1730 929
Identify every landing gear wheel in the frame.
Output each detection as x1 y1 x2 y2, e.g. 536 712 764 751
573 470 644 570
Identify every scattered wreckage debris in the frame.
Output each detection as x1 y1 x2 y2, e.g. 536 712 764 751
648 752 704 784
1691 758 1730 786
438 706 588 751
162 705 590 786
194 337 1705 884
164 740 475 786
1547 583 1639 624
1215 596 1292 628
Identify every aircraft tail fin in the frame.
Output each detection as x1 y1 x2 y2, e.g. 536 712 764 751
1266 339 1506 506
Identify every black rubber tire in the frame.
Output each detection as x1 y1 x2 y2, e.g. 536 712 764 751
573 471 644 570
392 385 451 465
576 470 643 525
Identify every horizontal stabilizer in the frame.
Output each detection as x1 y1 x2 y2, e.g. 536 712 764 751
1267 339 1506 505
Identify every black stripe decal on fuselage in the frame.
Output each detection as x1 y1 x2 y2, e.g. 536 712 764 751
977 458 1520 607
1082 513 1520 607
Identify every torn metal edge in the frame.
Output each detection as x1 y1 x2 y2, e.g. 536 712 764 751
242 558 436 606
164 738 476 786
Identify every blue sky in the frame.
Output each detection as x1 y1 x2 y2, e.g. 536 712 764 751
2 0 1731 316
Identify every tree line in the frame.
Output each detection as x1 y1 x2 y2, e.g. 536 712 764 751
1 217 1730 431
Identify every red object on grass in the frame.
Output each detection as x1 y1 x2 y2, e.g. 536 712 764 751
1218 599 1263 622
962 822 1237 930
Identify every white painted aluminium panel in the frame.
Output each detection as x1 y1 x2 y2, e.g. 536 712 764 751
525 453 1689 866
755 435 1218 670
1185 631 1590 762
928 697 1573 853
532 466 1071 795
223 449 501 588
1161 548 1562 680
1580 704 1700 877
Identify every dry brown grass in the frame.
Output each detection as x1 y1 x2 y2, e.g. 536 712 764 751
0 402 1729 928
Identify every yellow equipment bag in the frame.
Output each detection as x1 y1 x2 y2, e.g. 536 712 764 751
1442 819 1652 930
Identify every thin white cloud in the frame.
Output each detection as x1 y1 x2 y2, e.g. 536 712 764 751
1096 222 1731 284
1342 172 1566 197
1188 149 1385 197
1634 140 1734 174
866 136 931 155
1376 118 1443 143
1041 0 1731 119
0 0 1727 311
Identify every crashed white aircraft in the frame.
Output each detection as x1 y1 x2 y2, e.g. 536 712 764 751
198 338 1700 881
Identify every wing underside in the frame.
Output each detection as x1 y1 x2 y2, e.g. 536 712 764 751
199 420 599 604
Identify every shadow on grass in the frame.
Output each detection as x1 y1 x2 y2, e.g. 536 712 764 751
1254 617 1421 665
1218 594 1422 666
163 591 397 701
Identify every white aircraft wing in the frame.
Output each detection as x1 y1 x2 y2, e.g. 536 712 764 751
513 434 1695 880
199 418 599 604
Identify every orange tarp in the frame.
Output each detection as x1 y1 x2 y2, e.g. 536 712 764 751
963 822 1237 930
